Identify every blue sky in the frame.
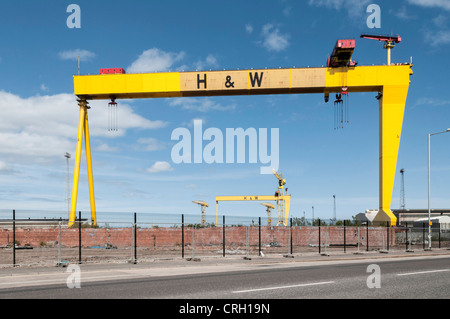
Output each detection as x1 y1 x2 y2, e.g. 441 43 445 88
0 0 449 222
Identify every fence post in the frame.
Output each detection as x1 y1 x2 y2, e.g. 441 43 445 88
406 227 408 251
222 216 225 257
259 217 261 257
290 217 293 255
366 222 369 252
182 214 184 259
13 209 16 267
387 224 390 251
423 223 426 250
192 225 196 259
344 220 346 253
439 223 441 249
133 212 137 264
318 219 321 255
78 211 82 264
58 218 62 265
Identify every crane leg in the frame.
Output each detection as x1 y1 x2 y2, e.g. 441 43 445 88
69 100 88 227
84 110 97 226
216 201 219 226
375 85 409 226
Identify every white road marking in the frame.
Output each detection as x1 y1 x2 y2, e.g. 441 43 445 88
396 269 450 277
232 281 335 294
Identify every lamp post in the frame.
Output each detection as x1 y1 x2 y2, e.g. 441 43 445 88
333 195 336 221
427 128 450 250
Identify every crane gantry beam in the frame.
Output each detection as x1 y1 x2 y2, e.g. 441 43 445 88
215 195 291 226
71 63 413 227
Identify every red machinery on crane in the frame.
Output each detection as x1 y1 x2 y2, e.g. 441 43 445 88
327 39 357 68
360 34 402 65
327 39 356 129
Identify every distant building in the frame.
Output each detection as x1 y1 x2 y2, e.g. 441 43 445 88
359 209 450 227
412 215 450 230
393 209 450 227
355 210 379 224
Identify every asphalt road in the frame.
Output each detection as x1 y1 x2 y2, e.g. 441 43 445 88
0 255 448 301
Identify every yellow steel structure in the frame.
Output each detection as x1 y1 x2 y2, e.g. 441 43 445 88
215 195 292 226
69 99 97 227
261 203 275 227
192 200 209 225
71 63 413 227
272 169 287 225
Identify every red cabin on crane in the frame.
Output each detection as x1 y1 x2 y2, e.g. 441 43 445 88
327 39 357 68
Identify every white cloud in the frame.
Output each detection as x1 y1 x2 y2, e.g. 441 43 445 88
96 143 119 152
136 137 164 151
0 91 167 165
0 161 13 173
245 24 254 34
433 14 448 28
40 84 49 92
308 0 370 18
261 24 290 52
414 97 450 107
426 29 450 46
421 13 450 47
391 5 416 20
59 49 96 61
146 161 174 173
283 6 292 17
407 0 450 11
127 48 185 73
127 48 219 73
194 54 218 71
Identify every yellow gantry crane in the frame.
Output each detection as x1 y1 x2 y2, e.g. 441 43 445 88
192 200 209 226
215 194 292 226
215 169 290 226
69 39 412 227
272 169 287 226
261 203 275 227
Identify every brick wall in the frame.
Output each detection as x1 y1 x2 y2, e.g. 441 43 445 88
0 226 395 249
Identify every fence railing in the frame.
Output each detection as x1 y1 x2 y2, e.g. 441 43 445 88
1 211 449 268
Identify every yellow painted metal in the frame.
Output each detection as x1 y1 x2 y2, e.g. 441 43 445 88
84 111 97 226
215 195 291 226
74 65 411 99
385 42 395 66
69 102 87 227
68 99 97 227
261 203 274 227
74 72 182 100
73 64 412 227
375 84 410 226
193 200 209 225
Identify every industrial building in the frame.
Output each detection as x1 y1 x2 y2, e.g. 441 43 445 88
358 209 450 227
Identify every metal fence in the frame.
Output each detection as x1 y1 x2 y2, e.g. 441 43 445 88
0 210 449 268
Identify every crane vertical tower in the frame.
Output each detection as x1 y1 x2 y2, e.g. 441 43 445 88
261 203 275 227
272 169 287 226
192 200 209 226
